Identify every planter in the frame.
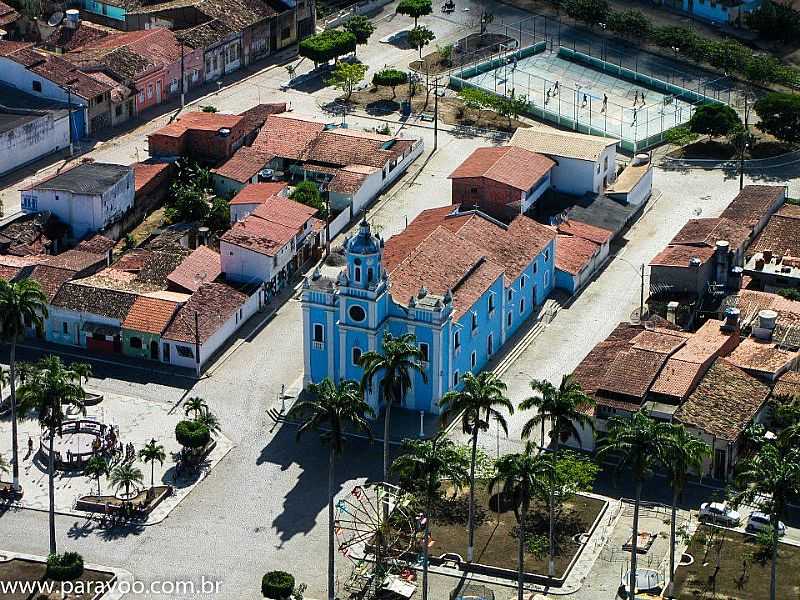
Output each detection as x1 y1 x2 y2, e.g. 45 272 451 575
76 485 172 517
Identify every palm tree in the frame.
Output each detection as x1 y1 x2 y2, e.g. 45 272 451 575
731 431 800 600
663 425 709 598
138 439 166 490
195 411 221 436
184 396 208 418
110 463 144 499
438 371 513 563
391 434 469 600
18 356 85 554
291 377 373 600
520 374 595 578
70 363 92 387
597 411 673 600
489 441 555 600
358 332 426 482
85 455 109 497
0 278 48 492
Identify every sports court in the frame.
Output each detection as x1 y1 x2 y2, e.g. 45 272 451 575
453 44 724 151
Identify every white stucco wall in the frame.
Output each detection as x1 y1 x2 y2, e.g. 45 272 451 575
625 167 654 206
547 145 616 197
0 112 70 177
230 202 261 223
220 240 276 284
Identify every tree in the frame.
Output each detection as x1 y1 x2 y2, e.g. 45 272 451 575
607 9 652 40
520 374 594 578
458 87 491 122
138 439 166 490
358 332 426 482
491 93 529 128
18 356 86 555
746 0 800 44
290 181 325 216
204 196 230 236
730 431 800 600
437 43 454 66
392 434 468 600
184 396 208 419
327 61 368 101
396 0 432 27
70 363 92 387
345 15 375 52
438 371 513 563
408 25 435 59
372 68 409 99
109 463 144 499
597 411 673 600
564 0 610 27
662 425 709 597
754 92 800 144
291 378 373 600
0 278 47 492
489 442 555 600
195 410 222 436
84 455 109 497
688 103 742 138
298 30 357 65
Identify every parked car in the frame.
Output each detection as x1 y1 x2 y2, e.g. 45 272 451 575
746 511 786 536
699 502 740 526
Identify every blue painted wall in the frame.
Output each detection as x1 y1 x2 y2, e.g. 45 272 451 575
82 0 127 21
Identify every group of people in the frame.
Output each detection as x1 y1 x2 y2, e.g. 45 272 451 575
89 425 135 464
544 80 560 105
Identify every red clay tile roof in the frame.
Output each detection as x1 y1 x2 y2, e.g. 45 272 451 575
220 216 295 257
133 162 171 193
238 102 287 133
77 235 115 255
670 217 750 251
45 22 108 52
112 249 152 273
727 337 797 376
251 115 326 160
0 265 23 280
631 329 689 353
726 290 800 328
42 249 106 273
750 207 800 259
773 371 800 399
597 347 670 400
383 205 472 271
648 358 703 400
228 182 288 205
0 1 20 26
555 234 599 276
72 28 182 75
152 112 243 138
162 282 247 344
556 219 613 245
649 245 715 268
166 246 221 292
122 295 180 334
251 196 317 229
720 185 785 229
328 168 371 195
572 322 643 397
212 147 273 184
52 281 137 320
675 358 770 441
448 146 555 191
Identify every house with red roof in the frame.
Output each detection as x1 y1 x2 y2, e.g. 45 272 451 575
553 219 613 294
448 146 555 221
301 206 556 415
228 182 288 222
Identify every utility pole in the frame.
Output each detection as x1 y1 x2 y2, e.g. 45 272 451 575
194 311 201 378
66 86 74 157
324 195 330 260
640 263 645 322
739 94 749 191
180 42 186 110
433 77 439 152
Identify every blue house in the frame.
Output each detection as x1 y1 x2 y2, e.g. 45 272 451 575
301 205 556 415
673 0 762 24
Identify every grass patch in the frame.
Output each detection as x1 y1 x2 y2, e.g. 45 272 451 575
427 487 604 578
672 525 800 599
0 558 114 600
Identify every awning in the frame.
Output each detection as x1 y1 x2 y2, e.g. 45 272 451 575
81 322 118 337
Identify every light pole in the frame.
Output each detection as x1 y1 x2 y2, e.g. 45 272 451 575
739 93 752 191
611 254 646 322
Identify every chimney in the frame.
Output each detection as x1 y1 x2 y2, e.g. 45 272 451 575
755 257 765 270
666 300 679 325
763 249 773 263
753 309 778 341
65 9 80 28
715 240 730 285
721 307 740 332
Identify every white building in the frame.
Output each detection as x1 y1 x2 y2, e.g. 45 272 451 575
0 108 71 177
21 162 134 240
509 126 618 196
228 182 289 223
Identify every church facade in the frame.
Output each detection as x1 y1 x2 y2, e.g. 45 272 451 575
301 205 556 415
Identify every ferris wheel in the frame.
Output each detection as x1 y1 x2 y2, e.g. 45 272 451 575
334 482 416 563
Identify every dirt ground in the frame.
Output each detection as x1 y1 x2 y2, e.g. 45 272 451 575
0 559 114 600
668 127 794 159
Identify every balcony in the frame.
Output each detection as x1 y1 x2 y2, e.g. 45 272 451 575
312 341 325 350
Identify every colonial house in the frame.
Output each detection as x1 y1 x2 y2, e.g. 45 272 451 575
301 206 556 415
121 295 183 361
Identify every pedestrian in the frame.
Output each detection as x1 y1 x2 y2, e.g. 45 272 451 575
27 436 33 457
640 91 646 107
554 80 559 95
633 90 639 105
602 94 608 113
545 89 551 104
632 108 638 124
582 93 587 108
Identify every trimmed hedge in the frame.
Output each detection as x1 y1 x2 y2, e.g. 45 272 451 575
175 420 211 449
46 552 84 581
261 571 295 599
299 29 356 64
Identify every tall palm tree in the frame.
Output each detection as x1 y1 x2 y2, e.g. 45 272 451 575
85 455 109 497
291 377 373 600
110 463 144 498
391 434 469 600
184 396 208 418
138 439 166 489
195 411 221 436
663 425 709 598
520 374 595 578
597 411 673 600
731 431 800 600
358 332 426 482
489 441 555 600
18 356 85 555
438 371 513 563
0 278 48 492
70 363 92 387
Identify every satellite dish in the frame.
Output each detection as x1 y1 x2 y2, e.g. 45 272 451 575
48 11 64 27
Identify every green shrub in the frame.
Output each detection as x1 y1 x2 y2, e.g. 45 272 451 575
201 105 218 113
262 571 295 599
664 125 699 145
689 103 741 138
46 552 84 581
175 420 211 449
372 68 409 98
299 30 356 64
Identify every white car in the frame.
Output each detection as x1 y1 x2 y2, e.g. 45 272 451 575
699 502 741 526
746 511 786 536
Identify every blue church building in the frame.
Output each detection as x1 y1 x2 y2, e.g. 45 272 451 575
301 204 556 415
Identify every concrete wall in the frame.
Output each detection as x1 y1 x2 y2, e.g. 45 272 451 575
121 329 162 360
625 166 653 206
650 259 713 296
549 156 598 197
0 111 70 177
